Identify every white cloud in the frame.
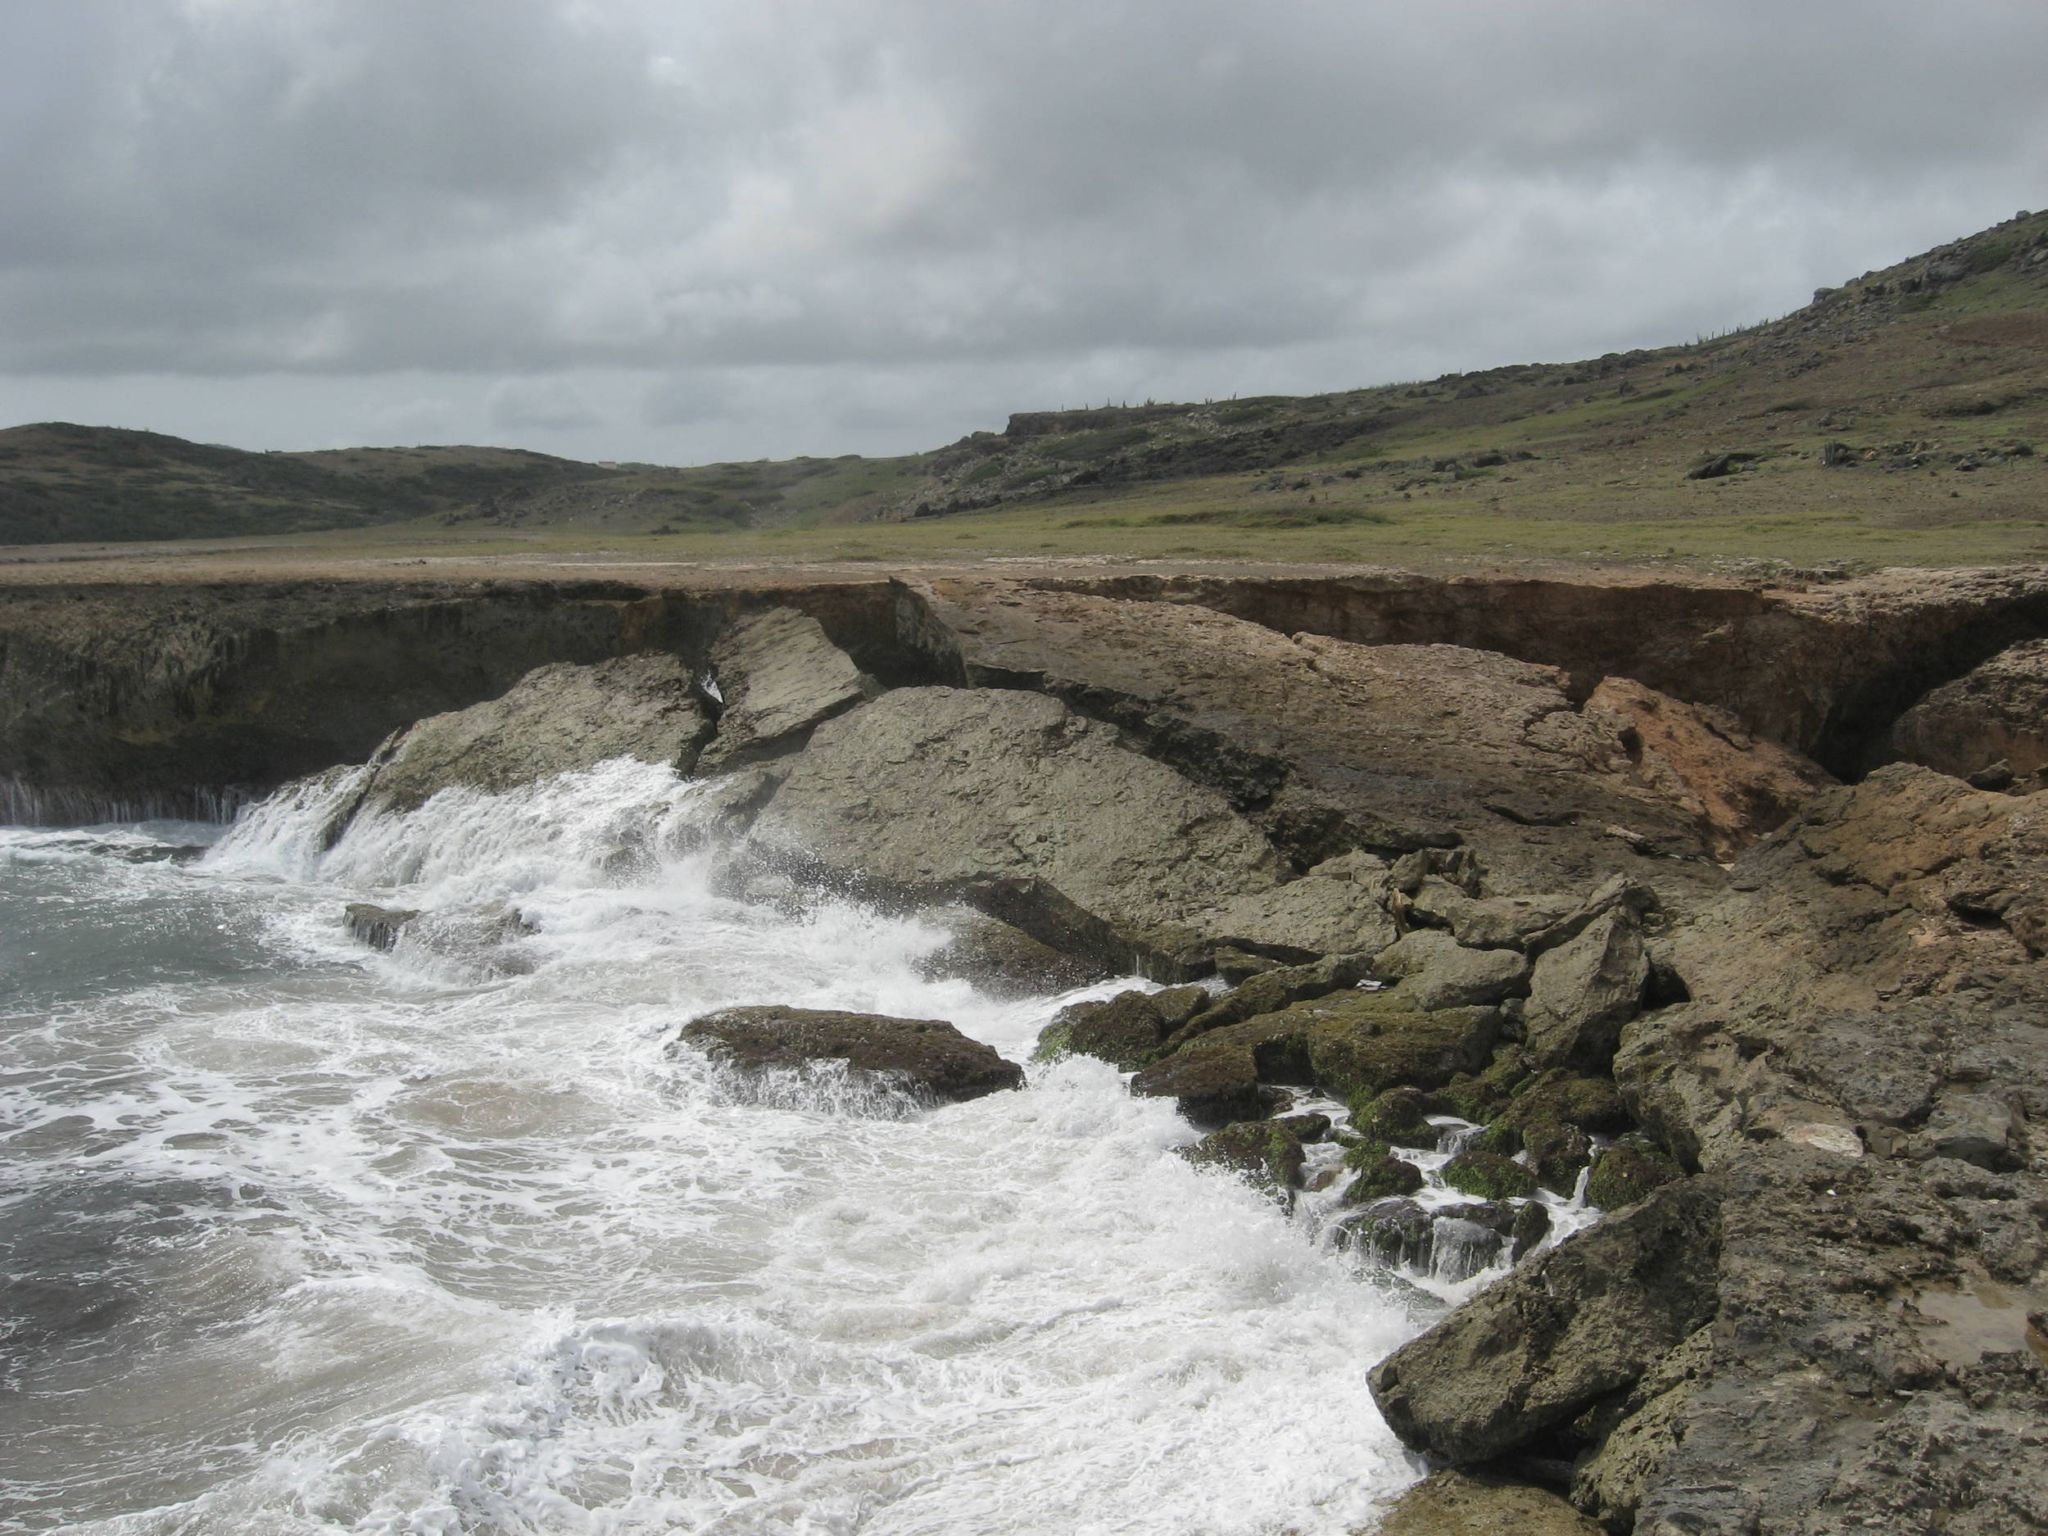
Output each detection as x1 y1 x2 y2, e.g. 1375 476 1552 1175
0 0 2043 460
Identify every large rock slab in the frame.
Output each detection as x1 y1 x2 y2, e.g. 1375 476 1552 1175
1889 637 2048 782
1523 910 1648 1070
1584 675 1836 860
903 579 1739 902
1368 1178 1722 1465
698 607 870 771
1373 929 1530 1010
745 686 1289 968
677 1005 1023 1103
354 653 711 815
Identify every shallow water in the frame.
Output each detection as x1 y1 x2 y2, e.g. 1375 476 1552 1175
2 759 1500 1534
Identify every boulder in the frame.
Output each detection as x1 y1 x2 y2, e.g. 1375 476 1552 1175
1035 985 1208 1070
1335 1197 1434 1269
697 608 870 771
1126 1034 1277 1128
1476 1070 1630 1193
343 902 417 951
1373 929 1530 1009
1376 1471 1605 1536
1524 910 1648 1070
1341 1152 1425 1203
744 686 1289 970
1165 952 1371 1046
1180 1117 1312 1192
1440 1150 1539 1201
1348 1085 1441 1149
677 1006 1024 1103
1295 991 1502 1100
352 653 712 816
1586 1140 1685 1209
915 908 1107 998
1369 1178 1723 1464
1889 638 2048 781
1406 879 1577 950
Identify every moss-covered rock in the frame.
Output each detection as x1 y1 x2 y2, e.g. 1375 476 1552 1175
1586 1140 1685 1209
1181 1118 1310 1192
1342 1153 1425 1203
1436 1049 1530 1122
1441 1149 1540 1201
1478 1069 1633 1193
1336 1196 1434 1269
1348 1085 1442 1148
1034 984 1208 1069
1292 991 1501 1100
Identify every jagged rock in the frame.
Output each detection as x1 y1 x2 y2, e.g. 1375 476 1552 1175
352 653 712 816
1524 910 1647 1070
744 686 1289 971
1369 1178 1722 1464
677 1006 1024 1103
915 908 1107 999
1035 985 1208 1070
1373 929 1530 1009
1889 637 2048 781
1165 952 1372 1046
1406 878 1577 949
698 608 871 771
906 579 1739 899
343 902 417 951
1376 1471 1604 1535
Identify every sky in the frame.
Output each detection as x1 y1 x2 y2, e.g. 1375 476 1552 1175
2 1 2045 467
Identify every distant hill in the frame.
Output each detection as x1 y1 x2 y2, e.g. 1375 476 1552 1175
4 208 2044 546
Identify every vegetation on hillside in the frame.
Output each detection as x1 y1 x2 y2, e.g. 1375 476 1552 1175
4 209 2045 565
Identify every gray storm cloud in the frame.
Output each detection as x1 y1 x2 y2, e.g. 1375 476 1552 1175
1 0 2043 461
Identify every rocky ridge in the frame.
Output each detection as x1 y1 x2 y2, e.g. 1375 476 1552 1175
2 564 2043 1531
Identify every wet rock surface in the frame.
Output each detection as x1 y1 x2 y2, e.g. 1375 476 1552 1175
677 1005 1025 1104
744 685 1290 971
5 563 2047 1529
353 653 712 817
697 607 871 771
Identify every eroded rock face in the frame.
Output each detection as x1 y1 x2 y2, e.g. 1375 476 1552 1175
1368 1178 1723 1464
745 686 1290 969
677 1006 1024 1103
1889 636 2048 781
353 653 711 816
1584 675 1837 859
905 579 1738 900
698 607 871 771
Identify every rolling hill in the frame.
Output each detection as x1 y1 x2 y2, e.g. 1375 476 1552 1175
3 207 2044 558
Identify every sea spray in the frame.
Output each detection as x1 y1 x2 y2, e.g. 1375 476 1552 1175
4 762 1441 1533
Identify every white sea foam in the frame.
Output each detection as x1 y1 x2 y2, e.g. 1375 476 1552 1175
1 761 1495 1533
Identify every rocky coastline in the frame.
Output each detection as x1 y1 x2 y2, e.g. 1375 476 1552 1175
3 563 2043 1532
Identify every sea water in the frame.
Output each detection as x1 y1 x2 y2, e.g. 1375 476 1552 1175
2 758 1522 1534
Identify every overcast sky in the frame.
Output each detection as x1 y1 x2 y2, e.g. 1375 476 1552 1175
2 1 2044 465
